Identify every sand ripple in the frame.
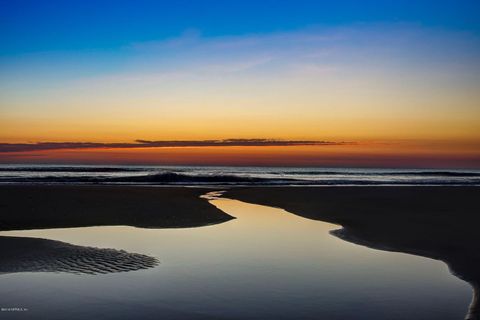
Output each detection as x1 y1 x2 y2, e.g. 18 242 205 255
0 236 158 275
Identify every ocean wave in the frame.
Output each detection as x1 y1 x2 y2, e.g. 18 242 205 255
0 172 292 184
109 172 284 183
0 171 479 185
0 166 142 172
2 166 479 178
269 170 480 177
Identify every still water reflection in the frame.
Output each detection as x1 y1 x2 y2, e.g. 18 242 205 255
0 193 471 319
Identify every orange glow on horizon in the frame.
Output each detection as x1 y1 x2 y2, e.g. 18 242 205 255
1 143 479 168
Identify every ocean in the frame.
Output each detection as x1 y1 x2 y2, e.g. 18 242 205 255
0 165 479 186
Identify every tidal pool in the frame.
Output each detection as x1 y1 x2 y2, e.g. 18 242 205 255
0 193 472 319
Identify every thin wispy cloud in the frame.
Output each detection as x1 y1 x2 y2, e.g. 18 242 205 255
0 139 354 153
24 23 476 96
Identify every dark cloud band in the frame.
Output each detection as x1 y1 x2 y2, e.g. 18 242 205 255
0 139 353 153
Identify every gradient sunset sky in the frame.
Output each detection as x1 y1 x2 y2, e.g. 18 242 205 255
1 0 479 167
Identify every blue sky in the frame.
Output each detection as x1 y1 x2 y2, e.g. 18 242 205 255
2 0 480 55
2 0 479 84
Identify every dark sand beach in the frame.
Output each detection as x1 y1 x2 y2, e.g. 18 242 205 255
0 186 232 277
1 185 479 318
0 236 158 275
0 185 233 231
2 186 479 273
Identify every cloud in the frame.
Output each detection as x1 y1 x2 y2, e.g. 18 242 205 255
46 23 479 97
0 139 354 153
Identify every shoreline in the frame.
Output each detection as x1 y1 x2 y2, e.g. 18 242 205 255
225 186 480 319
1 182 479 187
1 185 478 317
0 185 234 231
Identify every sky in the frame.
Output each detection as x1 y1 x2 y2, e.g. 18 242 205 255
1 0 479 167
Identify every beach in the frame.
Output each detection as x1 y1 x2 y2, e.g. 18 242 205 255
226 187 480 274
2 186 479 268
0 185 232 278
0 185 479 318
0 185 233 231
226 186 480 319
2 185 478 273
0 235 158 275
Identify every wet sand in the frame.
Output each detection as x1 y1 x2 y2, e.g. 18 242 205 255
1 185 479 317
0 185 232 277
0 185 234 231
0 236 158 275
